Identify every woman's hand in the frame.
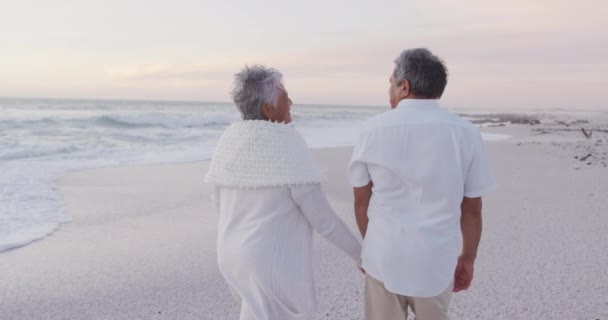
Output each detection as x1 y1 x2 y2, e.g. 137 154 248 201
357 259 366 274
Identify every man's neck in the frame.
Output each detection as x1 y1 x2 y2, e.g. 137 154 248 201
395 98 441 109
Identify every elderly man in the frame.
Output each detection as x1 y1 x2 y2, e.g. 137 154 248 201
348 48 496 320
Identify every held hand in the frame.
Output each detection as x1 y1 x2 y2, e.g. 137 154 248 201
453 256 474 292
357 259 366 274
358 266 366 274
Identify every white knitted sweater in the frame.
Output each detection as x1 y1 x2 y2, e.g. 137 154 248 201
205 120 325 188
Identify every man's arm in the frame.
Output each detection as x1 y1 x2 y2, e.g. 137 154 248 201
454 196 483 292
353 182 373 238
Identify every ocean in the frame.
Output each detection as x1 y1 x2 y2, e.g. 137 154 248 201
0 97 511 252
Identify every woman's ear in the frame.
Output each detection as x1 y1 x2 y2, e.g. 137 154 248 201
260 103 274 120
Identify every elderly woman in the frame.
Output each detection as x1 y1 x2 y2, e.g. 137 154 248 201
205 65 361 320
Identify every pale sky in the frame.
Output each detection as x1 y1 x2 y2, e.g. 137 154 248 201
1 0 607 109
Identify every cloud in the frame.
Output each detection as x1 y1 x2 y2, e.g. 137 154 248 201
104 51 379 86
106 63 232 83
98 15 608 108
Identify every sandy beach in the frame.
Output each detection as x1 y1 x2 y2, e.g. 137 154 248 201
1 120 607 320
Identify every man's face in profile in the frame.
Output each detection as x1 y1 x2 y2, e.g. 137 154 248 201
388 75 407 109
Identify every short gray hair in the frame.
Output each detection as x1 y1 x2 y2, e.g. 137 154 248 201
393 48 448 99
231 65 284 120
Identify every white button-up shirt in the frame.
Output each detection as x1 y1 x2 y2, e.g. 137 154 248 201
348 99 496 297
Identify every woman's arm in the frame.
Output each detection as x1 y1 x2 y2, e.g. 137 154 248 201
290 184 362 262
212 187 220 214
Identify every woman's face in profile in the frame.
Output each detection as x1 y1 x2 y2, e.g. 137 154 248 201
275 88 293 123
263 88 292 124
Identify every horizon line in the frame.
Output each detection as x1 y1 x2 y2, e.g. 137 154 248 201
1 95 606 112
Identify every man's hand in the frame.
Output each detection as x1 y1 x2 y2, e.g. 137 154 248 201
456 196 482 293
453 256 474 292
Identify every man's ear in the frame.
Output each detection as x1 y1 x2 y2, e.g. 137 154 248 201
401 79 411 98
260 103 274 120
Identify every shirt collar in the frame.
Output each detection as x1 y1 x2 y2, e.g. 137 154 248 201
396 99 441 110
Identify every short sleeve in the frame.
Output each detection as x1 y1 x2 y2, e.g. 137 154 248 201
348 161 371 187
347 130 372 187
464 134 497 198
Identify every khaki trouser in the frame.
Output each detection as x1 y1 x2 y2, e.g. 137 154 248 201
364 274 453 320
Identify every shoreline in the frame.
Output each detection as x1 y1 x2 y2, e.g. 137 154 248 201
1 116 602 255
0 124 516 254
4 107 604 254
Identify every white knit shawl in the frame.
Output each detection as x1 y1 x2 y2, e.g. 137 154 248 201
205 120 325 188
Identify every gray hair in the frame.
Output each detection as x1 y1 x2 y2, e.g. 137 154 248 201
393 48 448 99
231 65 284 120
